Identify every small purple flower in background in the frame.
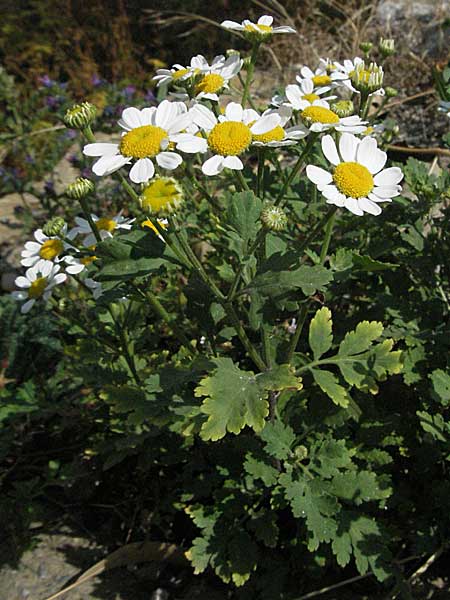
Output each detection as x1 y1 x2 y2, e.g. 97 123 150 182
103 105 114 117
68 153 79 165
44 180 55 194
38 74 54 87
46 96 58 108
65 129 77 140
122 85 136 99
25 154 35 164
81 167 92 178
91 74 103 87
144 89 156 103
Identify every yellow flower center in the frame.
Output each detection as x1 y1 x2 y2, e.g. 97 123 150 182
120 125 167 158
302 106 339 124
140 177 183 213
96 218 117 232
302 93 320 103
142 219 168 235
207 121 252 156
172 68 190 80
80 255 97 265
39 239 64 260
363 126 374 136
195 73 225 95
245 23 272 33
333 162 374 198
312 75 331 86
28 276 47 299
252 124 285 143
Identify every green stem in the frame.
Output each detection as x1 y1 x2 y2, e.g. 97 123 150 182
286 303 309 365
108 306 141 385
359 92 371 120
241 43 260 108
119 175 140 203
275 135 317 207
297 206 338 256
226 303 267 371
227 229 266 301
81 125 96 143
234 169 251 192
78 196 102 244
319 210 337 264
256 148 266 198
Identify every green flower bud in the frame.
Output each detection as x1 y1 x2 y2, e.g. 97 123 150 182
66 177 95 199
261 204 287 231
359 41 373 54
385 86 398 98
63 102 97 130
330 100 355 118
294 445 308 461
226 49 240 58
42 216 66 237
379 37 395 57
351 61 384 94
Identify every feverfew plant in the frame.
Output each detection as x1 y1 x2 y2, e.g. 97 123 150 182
14 14 447 596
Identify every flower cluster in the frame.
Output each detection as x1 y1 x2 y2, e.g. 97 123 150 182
12 13 403 314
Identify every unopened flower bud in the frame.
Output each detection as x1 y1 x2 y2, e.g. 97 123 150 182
42 216 66 237
359 41 373 55
242 55 253 69
351 61 384 94
261 204 287 231
226 49 240 58
379 38 395 57
385 86 398 98
294 445 308 461
63 102 97 130
66 177 95 199
330 100 354 118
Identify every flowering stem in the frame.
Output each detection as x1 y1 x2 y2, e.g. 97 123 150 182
359 92 371 120
81 125 96 144
286 206 338 363
169 215 266 371
78 196 102 244
296 205 338 255
275 135 316 207
236 74 257 110
227 229 266 301
256 148 266 198
119 175 140 203
241 42 260 108
107 306 142 385
234 170 251 192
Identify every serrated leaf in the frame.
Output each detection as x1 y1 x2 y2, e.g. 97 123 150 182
244 453 279 486
186 537 211 574
260 420 296 460
338 321 384 356
246 265 332 298
332 512 391 581
309 307 333 360
257 364 303 392
312 369 350 408
195 358 269 441
226 191 262 250
331 470 391 504
248 511 279 547
352 254 398 271
417 410 447 442
430 369 450 406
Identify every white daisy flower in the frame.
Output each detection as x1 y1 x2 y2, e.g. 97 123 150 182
221 15 296 37
20 227 72 268
193 54 243 101
12 260 67 314
299 101 367 134
152 63 194 87
333 58 384 96
69 212 135 247
83 101 201 184
299 64 347 95
63 250 99 275
284 79 335 112
249 106 307 147
190 101 281 175
306 133 403 216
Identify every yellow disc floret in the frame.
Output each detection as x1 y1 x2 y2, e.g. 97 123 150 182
207 121 252 156
39 239 64 260
302 93 320 103
142 219 168 235
172 68 190 80
28 276 47 299
140 177 183 213
96 218 117 232
195 73 225 95
312 75 331 87
301 106 340 124
252 125 285 144
245 23 272 33
333 162 374 198
120 125 167 158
